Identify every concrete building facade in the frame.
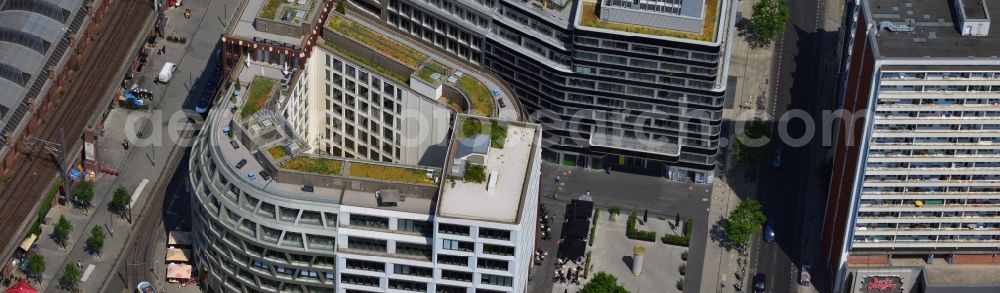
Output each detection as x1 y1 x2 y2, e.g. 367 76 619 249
822 0 1000 291
346 0 736 181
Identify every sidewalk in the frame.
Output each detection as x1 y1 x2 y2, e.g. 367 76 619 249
23 0 240 291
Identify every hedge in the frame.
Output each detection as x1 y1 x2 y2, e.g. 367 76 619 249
662 219 693 247
626 212 656 242
589 208 599 246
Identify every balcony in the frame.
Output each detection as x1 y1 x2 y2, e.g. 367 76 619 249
852 239 1000 248
857 203 1000 212
860 191 1000 200
854 227 1000 236
869 142 996 150
856 216 1000 224
864 167 1000 175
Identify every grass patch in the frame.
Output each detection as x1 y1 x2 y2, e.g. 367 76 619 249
438 96 465 113
322 39 408 83
463 164 486 183
267 146 288 158
580 1 717 41
459 118 507 148
240 77 276 118
259 0 282 20
416 60 449 84
327 14 427 67
455 75 493 116
281 156 344 175
349 162 435 184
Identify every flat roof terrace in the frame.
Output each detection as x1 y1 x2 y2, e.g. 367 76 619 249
229 0 322 45
576 0 722 42
438 116 540 223
869 0 1000 59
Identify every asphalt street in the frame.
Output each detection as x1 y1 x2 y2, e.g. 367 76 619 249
746 0 844 292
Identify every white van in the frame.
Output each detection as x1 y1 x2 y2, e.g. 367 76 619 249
156 62 177 83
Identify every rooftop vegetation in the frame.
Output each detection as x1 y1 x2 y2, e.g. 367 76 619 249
321 39 408 83
267 146 288 159
259 0 282 20
281 156 344 175
580 0 718 41
327 14 427 67
416 60 450 84
240 77 276 118
460 117 508 149
464 164 486 183
455 75 493 117
349 162 436 184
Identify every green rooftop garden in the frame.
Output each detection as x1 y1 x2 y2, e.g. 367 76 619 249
580 0 718 41
322 39 409 83
327 14 427 67
259 0 282 20
267 145 288 159
240 77 276 119
281 156 344 175
416 60 450 84
460 117 507 149
464 164 486 183
456 75 493 117
349 162 435 184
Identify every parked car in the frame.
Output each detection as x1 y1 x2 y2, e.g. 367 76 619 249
136 281 155 293
195 80 219 114
260 170 271 181
498 98 506 108
235 159 247 169
230 139 239 149
753 273 766 293
764 220 776 243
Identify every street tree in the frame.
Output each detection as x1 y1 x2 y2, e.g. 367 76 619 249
580 272 630 293
53 216 73 247
87 226 106 255
26 254 45 280
731 119 775 166
111 186 129 215
750 0 790 46
61 263 82 290
74 181 94 210
723 199 767 246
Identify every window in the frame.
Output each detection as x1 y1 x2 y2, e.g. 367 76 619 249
436 284 467 293
477 258 509 271
482 244 514 256
393 264 432 277
388 279 427 292
438 223 470 236
395 242 432 257
346 259 384 272
442 239 474 252
341 274 379 287
481 274 513 287
478 228 510 241
347 237 387 253
436 254 468 266
440 270 473 282
350 214 389 229
397 219 431 235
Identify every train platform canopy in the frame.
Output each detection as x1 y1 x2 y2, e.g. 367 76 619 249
165 248 191 262
167 231 192 246
166 263 192 280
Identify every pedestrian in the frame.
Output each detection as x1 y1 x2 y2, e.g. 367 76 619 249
162 46 166 54
76 260 82 268
555 175 560 182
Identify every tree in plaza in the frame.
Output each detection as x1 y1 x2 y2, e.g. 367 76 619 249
579 272 630 293
53 216 73 247
86 226 106 255
61 263 82 290
750 0 790 46
730 119 775 166
74 181 94 210
26 254 45 280
110 186 129 215
723 199 768 246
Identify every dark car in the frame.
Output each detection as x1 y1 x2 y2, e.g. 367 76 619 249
764 220 776 243
753 273 766 293
195 81 218 114
230 139 240 149
235 159 247 169
260 170 271 181
301 185 314 192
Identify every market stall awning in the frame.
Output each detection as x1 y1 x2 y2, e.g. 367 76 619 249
7 279 38 293
19 234 37 251
166 248 191 262
166 263 192 280
168 231 192 246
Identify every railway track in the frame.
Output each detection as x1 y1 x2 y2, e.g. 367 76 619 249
0 0 153 258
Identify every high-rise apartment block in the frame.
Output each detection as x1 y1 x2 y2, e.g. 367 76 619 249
823 0 1000 291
